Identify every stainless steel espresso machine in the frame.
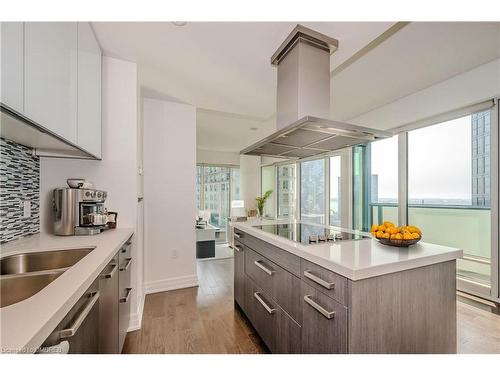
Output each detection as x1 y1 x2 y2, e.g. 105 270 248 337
53 188 108 235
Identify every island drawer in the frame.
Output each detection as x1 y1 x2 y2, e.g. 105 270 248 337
234 237 244 251
300 259 348 306
245 247 302 323
244 233 300 277
301 281 348 354
245 276 301 354
233 228 246 244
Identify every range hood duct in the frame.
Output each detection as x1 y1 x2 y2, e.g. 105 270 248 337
241 24 391 159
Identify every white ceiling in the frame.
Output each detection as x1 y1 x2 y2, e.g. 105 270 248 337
331 22 500 122
92 22 395 119
92 21 500 153
196 109 275 152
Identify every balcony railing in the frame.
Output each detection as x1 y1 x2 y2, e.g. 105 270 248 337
369 202 492 286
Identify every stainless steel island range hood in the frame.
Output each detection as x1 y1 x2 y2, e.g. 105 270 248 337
241 24 391 159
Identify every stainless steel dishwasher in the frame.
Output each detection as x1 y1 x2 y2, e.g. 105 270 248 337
38 280 100 354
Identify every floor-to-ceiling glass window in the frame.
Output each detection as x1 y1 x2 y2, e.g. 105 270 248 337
261 165 276 217
408 111 492 289
196 166 202 210
369 136 399 226
329 155 342 226
230 168 241 201
277 164 297 219
300 158 326 224
197 165 240 243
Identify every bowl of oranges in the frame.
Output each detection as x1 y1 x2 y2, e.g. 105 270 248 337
370 221 421 247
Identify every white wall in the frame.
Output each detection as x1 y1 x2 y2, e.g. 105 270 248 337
349 58 500 130
239 155 262 213
39 56 143 329
196 149 240 165
142 98 198 293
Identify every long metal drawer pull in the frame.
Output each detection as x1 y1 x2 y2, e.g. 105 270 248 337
304 270 335 290
120 258 132 271
234 233 242 239
120 288 132 303
304 295 335 319
254 292 276 314
101 263 118 279
254 260 274 275
59 291 100 339
234 245 243 252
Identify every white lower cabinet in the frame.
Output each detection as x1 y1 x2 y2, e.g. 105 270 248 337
24 22 78 144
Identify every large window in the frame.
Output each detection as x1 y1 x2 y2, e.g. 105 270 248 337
352 136 399 231
196 165 240 242
329 156 341 226
300 159 325 224
408 112 492 286
370 136 399 226
261 165 276 217
277 164 297 218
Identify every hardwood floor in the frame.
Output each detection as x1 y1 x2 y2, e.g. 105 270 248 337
123 258 267 354
123 258 500 354
457 299 500 353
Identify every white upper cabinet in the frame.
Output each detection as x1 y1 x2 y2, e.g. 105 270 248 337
77 23 102 158
24 22 78 144
0 22 24 112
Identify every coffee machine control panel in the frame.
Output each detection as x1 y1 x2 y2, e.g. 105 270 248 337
82 189 107 202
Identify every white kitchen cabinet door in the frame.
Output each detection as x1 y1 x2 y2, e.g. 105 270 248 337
0 22 24 113
77 22 102 158
24 22 78 143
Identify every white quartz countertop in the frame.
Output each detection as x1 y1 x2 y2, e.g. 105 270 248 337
232 219 462 281
0 228 134 353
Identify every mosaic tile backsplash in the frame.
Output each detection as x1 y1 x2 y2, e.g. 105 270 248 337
0 137 40 244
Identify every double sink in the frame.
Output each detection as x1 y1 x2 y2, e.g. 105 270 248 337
0 248 95 308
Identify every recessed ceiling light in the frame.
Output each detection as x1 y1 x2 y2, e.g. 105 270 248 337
250 127 258 131
172 21 187 26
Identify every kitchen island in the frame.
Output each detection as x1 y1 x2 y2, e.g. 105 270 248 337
231 219 462 354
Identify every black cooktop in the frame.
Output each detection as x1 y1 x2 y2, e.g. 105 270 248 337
254 223 369 245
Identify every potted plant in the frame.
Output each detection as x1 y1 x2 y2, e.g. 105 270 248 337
256 190 273 218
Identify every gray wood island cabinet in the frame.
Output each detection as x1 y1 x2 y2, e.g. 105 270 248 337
233 226 458 354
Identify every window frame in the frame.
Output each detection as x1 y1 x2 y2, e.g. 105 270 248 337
366 98 499 303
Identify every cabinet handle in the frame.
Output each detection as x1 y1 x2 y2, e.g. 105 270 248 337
234 233 242 239
234 245 243 252
120 288 132 303
304 295 335 319
120 258 132 271
304 270 335 290
254 292 276 314
121 242 132 253
254 260 274 275
101 263 118 279
59 291 100 338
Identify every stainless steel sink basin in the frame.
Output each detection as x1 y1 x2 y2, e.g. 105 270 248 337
0 247 95 276
0 270 64 308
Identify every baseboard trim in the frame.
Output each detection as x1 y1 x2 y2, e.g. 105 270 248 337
145 274 199 295
127 294 146 332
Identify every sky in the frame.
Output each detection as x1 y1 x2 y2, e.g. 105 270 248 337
371 115 472 201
